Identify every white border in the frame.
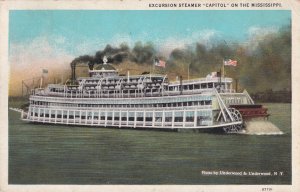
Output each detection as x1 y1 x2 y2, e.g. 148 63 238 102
1 0 299 191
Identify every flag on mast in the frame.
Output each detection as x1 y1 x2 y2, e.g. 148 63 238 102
224 59 237 66
154 58 166 68
42 69 48 74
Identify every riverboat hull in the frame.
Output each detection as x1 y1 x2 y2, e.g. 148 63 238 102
22 117 243 133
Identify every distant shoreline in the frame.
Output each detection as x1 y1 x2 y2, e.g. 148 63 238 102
250 89 291 103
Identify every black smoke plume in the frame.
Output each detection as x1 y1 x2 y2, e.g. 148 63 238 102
94 43 130 64
69 24 291 93
130 42 156 64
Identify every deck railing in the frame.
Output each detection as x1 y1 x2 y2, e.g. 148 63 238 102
170 77 233 85
33 88 236 98
24 115 238 129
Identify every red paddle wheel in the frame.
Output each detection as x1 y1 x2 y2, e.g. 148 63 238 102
229 104 269 120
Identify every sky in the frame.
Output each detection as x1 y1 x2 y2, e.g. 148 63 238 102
9 10 291 56
8 10 291 96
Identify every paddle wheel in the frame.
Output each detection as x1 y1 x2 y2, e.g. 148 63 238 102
214 90 245 133
229 105 269 120
222 108 244 133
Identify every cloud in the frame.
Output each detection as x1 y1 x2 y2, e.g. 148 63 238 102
10 36 74 67
9 36 74 96
247 26 279 38
243 26 279 53
158 29 220 57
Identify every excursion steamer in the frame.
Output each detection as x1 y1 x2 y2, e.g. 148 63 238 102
20 58 269 133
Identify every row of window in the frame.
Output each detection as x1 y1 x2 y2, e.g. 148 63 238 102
79 78 164 85
64 89 162 94
224 97 244 104
31 111 212 123
31 100 212 108
49 82 230 93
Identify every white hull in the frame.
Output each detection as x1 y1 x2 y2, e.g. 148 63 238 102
22 116 242 130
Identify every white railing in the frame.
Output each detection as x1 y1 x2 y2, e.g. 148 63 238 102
34 85 236 98
27 116 217 129
170 77 233 85
26 114 242 129
29 93 214 107
29 104 212 111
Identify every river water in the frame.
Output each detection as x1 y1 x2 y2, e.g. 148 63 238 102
8 103 291 184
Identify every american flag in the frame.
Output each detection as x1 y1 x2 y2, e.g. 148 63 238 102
224 59 237 66
154 59 166 68
42 69 48 74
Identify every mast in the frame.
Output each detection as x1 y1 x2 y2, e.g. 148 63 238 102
222 59 225 78
180 75 183 95
188 63 190 80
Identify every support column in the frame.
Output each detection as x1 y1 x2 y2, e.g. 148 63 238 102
210 110 213 125
104 111 107 127
126 110 129 126
42 108 46 122
119 110 121 128
79 110 82 124
49 109 51 122
134 111 137 128
67 110 70 125
162 110 165 127
28 107 32 120
172 111 175 128
152 111 155 127
183 110 186 128
143 110 146 127
98 110 101 125
194 110 197 127
91 111 94 125
112 110 115 125
38 108 41 122
55 110 57 124
85 111 88 125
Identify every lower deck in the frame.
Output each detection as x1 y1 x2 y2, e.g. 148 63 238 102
22 107 241 129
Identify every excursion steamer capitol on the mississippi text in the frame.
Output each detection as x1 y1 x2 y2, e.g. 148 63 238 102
20 56 270 133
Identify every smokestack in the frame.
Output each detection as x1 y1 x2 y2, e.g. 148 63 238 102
71 62 76 84
235 79 239 93
69 55 95 83
180 75 183 95
88 62 94 70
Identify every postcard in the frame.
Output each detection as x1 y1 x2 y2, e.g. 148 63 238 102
0 0 299 191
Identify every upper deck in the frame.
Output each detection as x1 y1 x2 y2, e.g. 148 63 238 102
33 57 236 98
32 71 235 99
